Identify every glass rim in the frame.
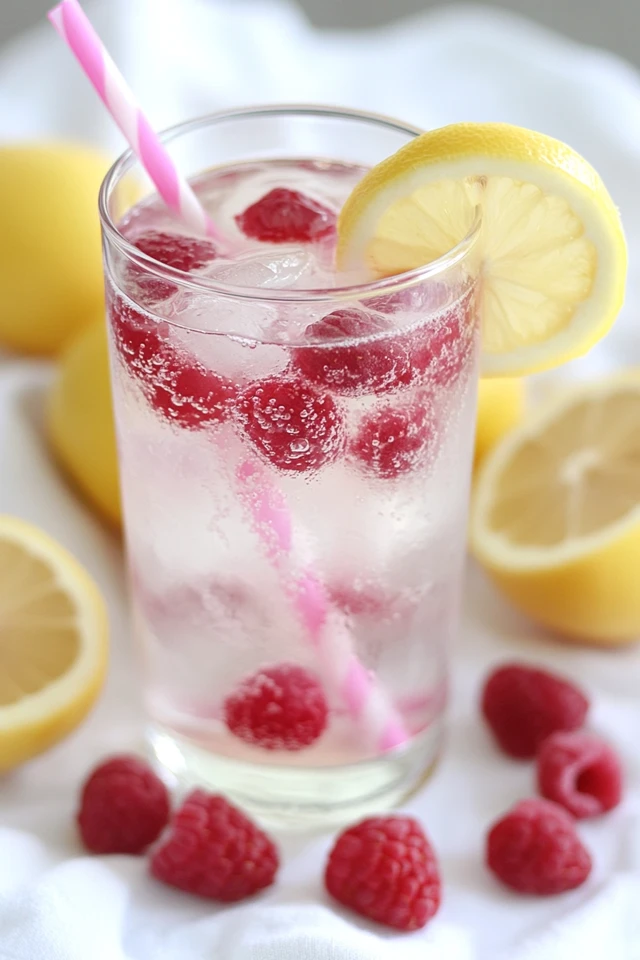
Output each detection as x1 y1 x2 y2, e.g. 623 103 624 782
99 103 482 304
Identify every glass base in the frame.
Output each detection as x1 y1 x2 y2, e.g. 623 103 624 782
147 721 444 829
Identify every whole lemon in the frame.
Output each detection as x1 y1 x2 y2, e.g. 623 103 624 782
474 378 526 468
0 144 112 355
48 319 121 526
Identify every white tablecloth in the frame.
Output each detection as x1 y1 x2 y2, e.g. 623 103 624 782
1 2 640 957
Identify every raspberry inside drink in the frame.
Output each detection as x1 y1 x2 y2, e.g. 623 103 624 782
101 108 481 824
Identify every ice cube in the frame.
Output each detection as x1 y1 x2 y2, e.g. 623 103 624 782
205 248 316 289
148 280 288 381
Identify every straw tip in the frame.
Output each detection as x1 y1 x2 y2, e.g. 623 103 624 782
47 3 63 25
47 0 75 24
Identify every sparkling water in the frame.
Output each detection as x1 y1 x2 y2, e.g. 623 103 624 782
105 158 480 823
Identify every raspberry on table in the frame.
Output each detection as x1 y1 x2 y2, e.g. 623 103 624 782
77 755 170 855
109 297 236 429
349 399 436 480
150 790 279 902
237 373 344 472
127 230 219 304
293 308 411 396
486 798 592 895
235 188 336 244
224 663 328 751
481 663 590 759
537 730 623 819
324 815 441 931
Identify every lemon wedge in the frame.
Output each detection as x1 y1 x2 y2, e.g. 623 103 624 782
337 123 627 377
470 373 640 643
0 516 108 769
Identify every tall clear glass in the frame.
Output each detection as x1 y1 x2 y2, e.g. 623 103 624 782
99 106 482 826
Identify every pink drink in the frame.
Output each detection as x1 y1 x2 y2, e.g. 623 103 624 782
100 108 481 824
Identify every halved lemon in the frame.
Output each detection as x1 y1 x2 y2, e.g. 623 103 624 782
337 123 627 377
0 516 108 770
470 372 640 644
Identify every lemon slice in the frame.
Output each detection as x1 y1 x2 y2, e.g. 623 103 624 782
0 516 108 770
470 372 640 643
337 123 627 377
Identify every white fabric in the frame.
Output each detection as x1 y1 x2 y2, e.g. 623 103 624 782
1 1 640 956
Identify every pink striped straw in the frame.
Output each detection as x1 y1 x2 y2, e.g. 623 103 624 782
236 460 408 752
49 0 409 752
48 0 219 239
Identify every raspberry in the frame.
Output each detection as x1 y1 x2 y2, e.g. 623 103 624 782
486 798 592 895
405 302 473 388
537 731 623 819
224 663 328 750
77 755 170 855
481 663 589 759
128 230 219 304
109 298 235 429
366 279 453 317
328 581 388 618
150 790 278 902
293 308 411 396
361 287 477 389
324 815 441 931
235 188 335 243
110 298 164 375
237 373 343 472
134 230 219 273
149 354 236 429
366 289 419 314
349 399 436 480
366 279 460 318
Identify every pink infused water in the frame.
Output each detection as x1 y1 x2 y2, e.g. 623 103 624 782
106 157 480 821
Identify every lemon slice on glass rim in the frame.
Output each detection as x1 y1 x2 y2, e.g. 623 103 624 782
337 123 627 377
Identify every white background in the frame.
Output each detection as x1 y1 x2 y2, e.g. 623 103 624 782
0 0 639 956
1 0 639 69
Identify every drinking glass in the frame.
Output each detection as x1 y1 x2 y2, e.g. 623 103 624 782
99 106 481 825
